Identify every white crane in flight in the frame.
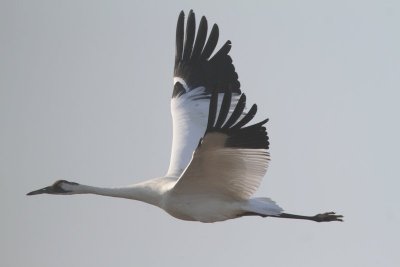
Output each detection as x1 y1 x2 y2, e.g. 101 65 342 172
28 10 343 223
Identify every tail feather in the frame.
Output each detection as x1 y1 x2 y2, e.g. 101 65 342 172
245 197 283 216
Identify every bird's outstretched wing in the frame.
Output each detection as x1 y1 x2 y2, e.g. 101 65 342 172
167 10 242 178
171 90 270 200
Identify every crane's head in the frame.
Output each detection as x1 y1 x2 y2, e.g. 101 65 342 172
27 180 80 195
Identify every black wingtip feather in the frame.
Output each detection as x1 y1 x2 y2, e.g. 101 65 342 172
174 11 241 97
211 40 232 60
223 94 246 129
175 11 185 65
207 92 270 150
182 11 195 61
201 24 219 60
191 16 208 59
232 104 257 129
206 90 219 131
214 91 232 128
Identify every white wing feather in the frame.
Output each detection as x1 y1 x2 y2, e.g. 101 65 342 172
166 87 241 178
171 132 270 200
167 87 209 177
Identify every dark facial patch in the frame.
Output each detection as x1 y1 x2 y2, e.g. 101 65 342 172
51 180 79 194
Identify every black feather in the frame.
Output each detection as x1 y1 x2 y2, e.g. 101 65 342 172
191 16 207 59
232 104 257 129
173 11 241 98
182 10 195 61
211 40 231 60
214 91 232 128
172 82 186 98
206 90 219 131
175 11 184 65
222 94 246 129
206 91 270 150
201 24 219 60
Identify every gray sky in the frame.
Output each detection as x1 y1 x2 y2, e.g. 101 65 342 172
1 0 399 266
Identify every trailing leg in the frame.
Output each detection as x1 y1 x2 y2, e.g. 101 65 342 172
271 212 343 222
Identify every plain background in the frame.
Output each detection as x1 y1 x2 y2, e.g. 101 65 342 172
1 0 399 266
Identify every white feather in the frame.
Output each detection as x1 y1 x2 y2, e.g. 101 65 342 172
166 84 241 178
172 133 270 200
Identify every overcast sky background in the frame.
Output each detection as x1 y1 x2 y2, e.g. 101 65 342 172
1 0 399 266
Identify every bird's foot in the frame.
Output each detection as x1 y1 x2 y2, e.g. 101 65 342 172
313 212 343 222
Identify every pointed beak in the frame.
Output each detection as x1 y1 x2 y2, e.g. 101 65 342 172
27 186 53 196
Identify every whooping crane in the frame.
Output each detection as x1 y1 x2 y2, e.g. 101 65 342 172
27 10 343 223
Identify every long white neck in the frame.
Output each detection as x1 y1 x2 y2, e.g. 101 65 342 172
69 179 170 207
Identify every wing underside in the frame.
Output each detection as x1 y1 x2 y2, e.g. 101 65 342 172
172 89 270 200
167 10 243 178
